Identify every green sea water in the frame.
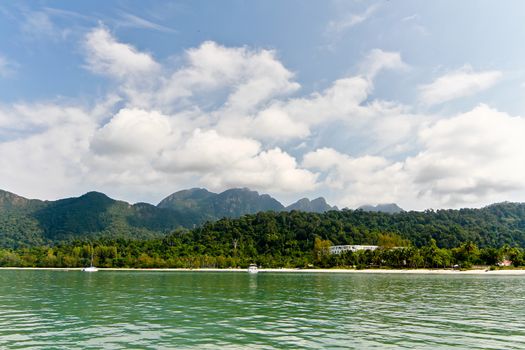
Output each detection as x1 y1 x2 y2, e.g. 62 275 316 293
1 270 525 349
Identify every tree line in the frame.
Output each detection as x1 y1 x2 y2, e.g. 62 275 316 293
2 207 525 269
0 239 523 269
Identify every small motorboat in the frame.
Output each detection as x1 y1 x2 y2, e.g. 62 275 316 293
247 263 258 274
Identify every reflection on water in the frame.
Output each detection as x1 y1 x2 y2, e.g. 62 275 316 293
1 271 525 349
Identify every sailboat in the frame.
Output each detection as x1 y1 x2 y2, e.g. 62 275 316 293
82 247 98 272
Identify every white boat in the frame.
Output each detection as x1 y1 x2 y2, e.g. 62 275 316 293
82 248 98 272
247 264 258 274
82 266 98 272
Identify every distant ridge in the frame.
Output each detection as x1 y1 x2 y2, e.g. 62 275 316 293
158 187 285 220
358 203 404 214
286 197 337 213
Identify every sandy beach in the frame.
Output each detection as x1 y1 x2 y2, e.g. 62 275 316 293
1 267 525 275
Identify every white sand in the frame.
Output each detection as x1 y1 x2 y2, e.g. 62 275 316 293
2 267 525 275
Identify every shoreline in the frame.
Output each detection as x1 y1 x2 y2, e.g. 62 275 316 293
1 267 525 275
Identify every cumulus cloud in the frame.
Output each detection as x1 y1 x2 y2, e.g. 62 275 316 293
0 102 99 137
2 25 521 210
249 108 310 141
84 26 160 79
405 104 525 205
200 147 319 194
419 66 502 106
214 75 375 143
302 105 525 209
91 108 176 156
0 103 99 200
303 148 409 207
157 41 300 111
153 130 318 195
1 29 419 204
156 129 261 173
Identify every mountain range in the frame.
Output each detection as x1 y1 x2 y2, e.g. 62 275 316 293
0 188 343 248
3 188 525 250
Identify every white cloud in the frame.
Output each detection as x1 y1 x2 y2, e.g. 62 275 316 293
327 4 380 33
82 30 409 148
116 12 177 33
1 31 418 204
281 76 371 126
91 108 176 156
0 102 98 136
405 104 525 205
419 66 502 106
303 105 525 209
249 108 310 141
152 130 318 194
0 103 98 200
215 74 376 142
200 147 319 194
84 26 160 80
157 41 299 111
303 148 409 207
401 14 419 22
156 129 261 173
3 25 522 210
360 49 408 80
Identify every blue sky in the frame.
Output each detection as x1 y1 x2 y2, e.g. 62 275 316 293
1 1 525 210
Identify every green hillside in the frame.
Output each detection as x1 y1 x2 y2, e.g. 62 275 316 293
0 190 195 248
2 188 525 252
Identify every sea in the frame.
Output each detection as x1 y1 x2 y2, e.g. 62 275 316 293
1 270 524 349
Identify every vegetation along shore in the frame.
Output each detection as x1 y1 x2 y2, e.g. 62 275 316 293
2 188 525 270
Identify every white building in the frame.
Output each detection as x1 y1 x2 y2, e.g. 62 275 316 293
329 245 379 255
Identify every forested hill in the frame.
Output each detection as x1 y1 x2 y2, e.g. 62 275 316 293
0 190 204 248
2 187 525 250
190 203 525 251
0 188 336 248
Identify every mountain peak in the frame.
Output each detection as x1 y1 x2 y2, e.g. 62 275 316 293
158 187 284 219
158 188 215 210
213 188 284 217
80 191 112 199
0 189 44 212
285 197 337 213
358 203 404 214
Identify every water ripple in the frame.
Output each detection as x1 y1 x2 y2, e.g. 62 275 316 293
1 271 525 349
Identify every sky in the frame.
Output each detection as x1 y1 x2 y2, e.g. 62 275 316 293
1 0 525 210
